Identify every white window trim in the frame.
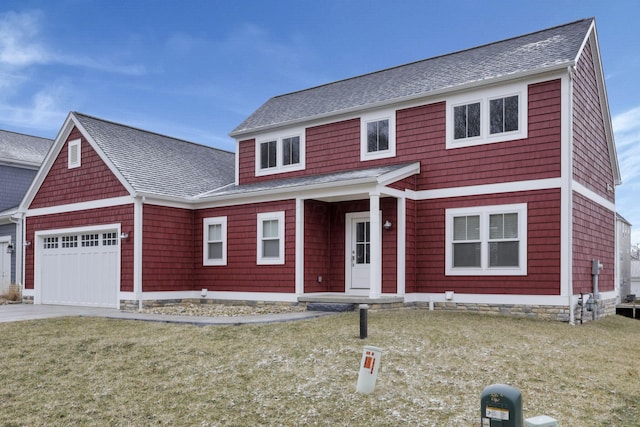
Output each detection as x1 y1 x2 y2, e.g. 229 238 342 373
255 128 306 176
68 139 81 169
257 211 285 265
360 109 396 161
446 82 528 149
445 203 527 276
203 216 227 266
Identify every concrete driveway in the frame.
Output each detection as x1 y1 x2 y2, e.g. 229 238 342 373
0 303 331 325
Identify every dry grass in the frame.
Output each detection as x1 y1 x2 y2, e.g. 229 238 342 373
0 310 638 426
0 284 22 303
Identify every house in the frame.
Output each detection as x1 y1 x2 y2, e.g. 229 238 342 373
616 213 632 301
20 18 620 322
0 130 52 296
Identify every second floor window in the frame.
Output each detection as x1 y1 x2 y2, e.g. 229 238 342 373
255 130 305 176
367 119 389 153
360 110 396 161
454 102 481 140
490 95 519 134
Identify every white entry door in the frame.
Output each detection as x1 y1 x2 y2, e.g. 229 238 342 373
346 212 376 293
0 240 11 295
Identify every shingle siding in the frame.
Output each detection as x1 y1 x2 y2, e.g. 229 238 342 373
0 165 38 212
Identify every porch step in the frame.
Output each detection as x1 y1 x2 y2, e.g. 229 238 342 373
306 303 357 312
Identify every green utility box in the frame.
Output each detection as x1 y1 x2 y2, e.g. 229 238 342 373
481 384 523 427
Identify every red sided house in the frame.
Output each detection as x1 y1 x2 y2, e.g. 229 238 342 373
20 18 620 322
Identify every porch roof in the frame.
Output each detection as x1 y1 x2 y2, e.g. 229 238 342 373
195 162 420 200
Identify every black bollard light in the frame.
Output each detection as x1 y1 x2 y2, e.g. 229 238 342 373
359 304 369 339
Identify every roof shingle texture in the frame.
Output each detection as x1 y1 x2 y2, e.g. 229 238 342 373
232 19 593 135
74 113 235 199
0 130 52 165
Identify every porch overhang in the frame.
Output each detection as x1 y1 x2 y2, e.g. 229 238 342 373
193 162 420 204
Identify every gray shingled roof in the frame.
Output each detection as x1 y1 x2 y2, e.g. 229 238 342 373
198 162 418 199
231 18 593 136
0 130 53 166
73 112 235 199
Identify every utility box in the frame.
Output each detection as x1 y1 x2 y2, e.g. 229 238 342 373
481 384 523 427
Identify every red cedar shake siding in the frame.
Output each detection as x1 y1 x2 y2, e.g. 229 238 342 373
143 205 195 292
571 40 615 295
572 193 615 294
194 200 296 293
572 40 615 202
416 189 561 295
30 127 129 209
24 205 135 291
236 80 562 190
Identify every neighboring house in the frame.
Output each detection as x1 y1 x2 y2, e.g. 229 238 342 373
20 18 620 322
0 130 53 295
631 260 640 298
616 213 632 301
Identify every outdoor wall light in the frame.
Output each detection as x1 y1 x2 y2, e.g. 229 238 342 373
119 232 129 240
6 242 14 254
383 220 392 230
23 241 31 247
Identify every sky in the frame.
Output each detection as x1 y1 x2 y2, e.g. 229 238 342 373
1 0 639 243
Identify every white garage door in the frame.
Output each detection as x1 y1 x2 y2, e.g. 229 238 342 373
39 230 119 308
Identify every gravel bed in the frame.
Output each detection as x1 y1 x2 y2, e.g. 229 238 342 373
138 303 307 317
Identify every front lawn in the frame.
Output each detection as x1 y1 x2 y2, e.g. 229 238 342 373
0 310 638 426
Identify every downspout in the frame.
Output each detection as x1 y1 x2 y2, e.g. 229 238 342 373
134 196 145 310
567 66 575 325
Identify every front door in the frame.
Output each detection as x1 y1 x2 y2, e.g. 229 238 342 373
346 212 371 293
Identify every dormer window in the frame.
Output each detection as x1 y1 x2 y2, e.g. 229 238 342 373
68 139 81 169
255 129 305 176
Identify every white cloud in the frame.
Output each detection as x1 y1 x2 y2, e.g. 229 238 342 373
613 107 640 185
0 10 50 67
0 84 68 132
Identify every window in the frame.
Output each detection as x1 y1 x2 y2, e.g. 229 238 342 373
260 140 277 169
282 136 300 166
446 83 527 149
203 217 227 266
255 129 305 176
61 235 78 248
103 232 118 246
257 211 285 265
360 110 396 161
445 204 527 276
489 95 519 134
367 119 389 153
68 139 81 169
44 237 59 249
454 102 481 140
81 234 99 247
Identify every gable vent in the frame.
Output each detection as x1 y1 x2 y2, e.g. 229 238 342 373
68 139 81 169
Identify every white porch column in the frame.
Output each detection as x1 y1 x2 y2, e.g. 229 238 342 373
369 192 382 299
295 198 304 296
396 196 406 296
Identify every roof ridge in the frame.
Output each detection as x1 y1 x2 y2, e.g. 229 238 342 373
72 111 234 155
271 18 594 100
0 128 53 141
